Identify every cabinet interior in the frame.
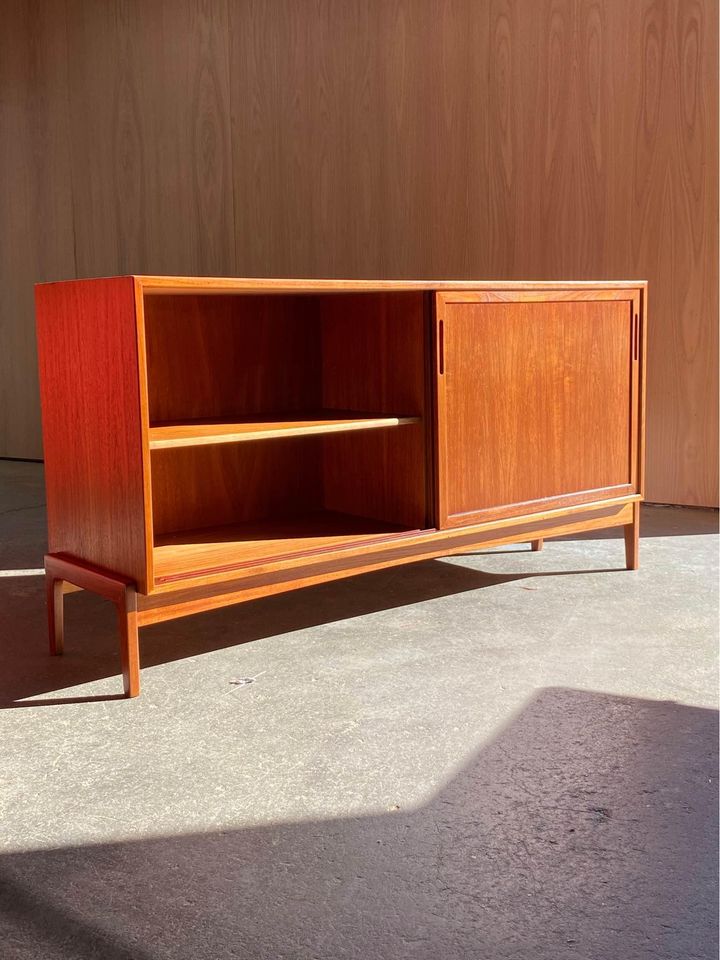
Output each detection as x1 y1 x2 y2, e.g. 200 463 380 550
142 291 429 582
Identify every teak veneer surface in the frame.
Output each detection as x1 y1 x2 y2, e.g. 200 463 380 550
35 277 150 591
8 2 716 509
135 276 645 294
143 293 320 423
153 511 415 583
36 275 646 696
150 438 324 538
435 293 640 527
148 412 420 449
149 495 640 594
318 292 428 529
146 499 636 601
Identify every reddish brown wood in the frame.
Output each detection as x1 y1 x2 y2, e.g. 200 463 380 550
638 287 649 498
35 278 151 590
148 412 419 449
44 554 141 697
46 572 64 656
136 278 646 294
137 500 636 626
319 292 427 529
435 291 641 529
149 497 637 594
143 293 320 423
153 511 415 584
36 277 646 696
624 502 640 571
118 587 140 698
150 438 324 537
132 279 156 589
531 539 544 552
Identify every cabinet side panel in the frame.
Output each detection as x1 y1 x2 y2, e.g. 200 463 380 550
35 277 149 589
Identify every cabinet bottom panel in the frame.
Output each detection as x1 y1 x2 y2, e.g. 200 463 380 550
153 510 423 585
139 499 636 624
441 484 635 529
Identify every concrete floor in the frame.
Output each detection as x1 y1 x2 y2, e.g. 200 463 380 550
0 459 717 960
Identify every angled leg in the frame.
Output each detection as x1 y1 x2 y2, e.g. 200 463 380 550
46 570 65 655
624 502 640 570
44 554 142 697
531 539 544 552
117 586 140 698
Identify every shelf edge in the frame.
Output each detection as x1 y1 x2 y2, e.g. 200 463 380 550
148 415 421 450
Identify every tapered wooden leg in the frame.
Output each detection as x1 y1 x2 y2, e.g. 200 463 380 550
531 539 544 552
624 502 640 570
44 553 141 697
116 586 140 698
46 571 64 655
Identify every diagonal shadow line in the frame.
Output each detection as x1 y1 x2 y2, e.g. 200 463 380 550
0 869 156 960
0 688 716 959
0 562 629 709
9 694 128 708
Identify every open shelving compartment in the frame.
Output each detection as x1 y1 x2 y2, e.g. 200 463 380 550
142 290 431 586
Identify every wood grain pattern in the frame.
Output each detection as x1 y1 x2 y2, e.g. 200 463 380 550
225 0 717 505
63 0 235 280
323 426 428 530
0 1 75 459
149 491 639 594
150 438 324 538
35 278 151 590
319 292 428 527
143 294 320 422
148 412 421 450
154 511 414 584
4 1 718 508
142 498 636 608
436 293 638 526
37 272 645 695
45 552 140 697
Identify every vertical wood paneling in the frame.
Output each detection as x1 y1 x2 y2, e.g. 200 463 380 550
1 0 717 505
0 1 75 459
226 0 717 504
64 0 235 278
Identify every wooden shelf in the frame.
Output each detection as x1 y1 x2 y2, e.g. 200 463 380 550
149 410 420 450
153 510 418 583
36 276 646 698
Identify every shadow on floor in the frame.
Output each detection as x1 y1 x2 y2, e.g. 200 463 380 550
559 503 718 540
0 687 717 960
0 557 625 707
0 457 715 706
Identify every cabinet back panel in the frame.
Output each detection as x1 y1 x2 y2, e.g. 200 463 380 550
319 292 427 528
323 425 427 529
151 437 323 536
319 292 426 415
144 294 321 422
440 299 632 519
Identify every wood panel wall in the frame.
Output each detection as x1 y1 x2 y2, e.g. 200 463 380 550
1 0 717 506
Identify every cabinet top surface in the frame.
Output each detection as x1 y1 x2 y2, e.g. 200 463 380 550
37 276 648 295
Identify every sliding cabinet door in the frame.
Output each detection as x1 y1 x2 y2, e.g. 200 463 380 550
434 290 643 529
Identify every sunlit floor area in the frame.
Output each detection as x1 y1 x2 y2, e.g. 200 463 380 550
0 459 717 960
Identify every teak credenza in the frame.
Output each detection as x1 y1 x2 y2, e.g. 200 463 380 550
35 277 647 697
